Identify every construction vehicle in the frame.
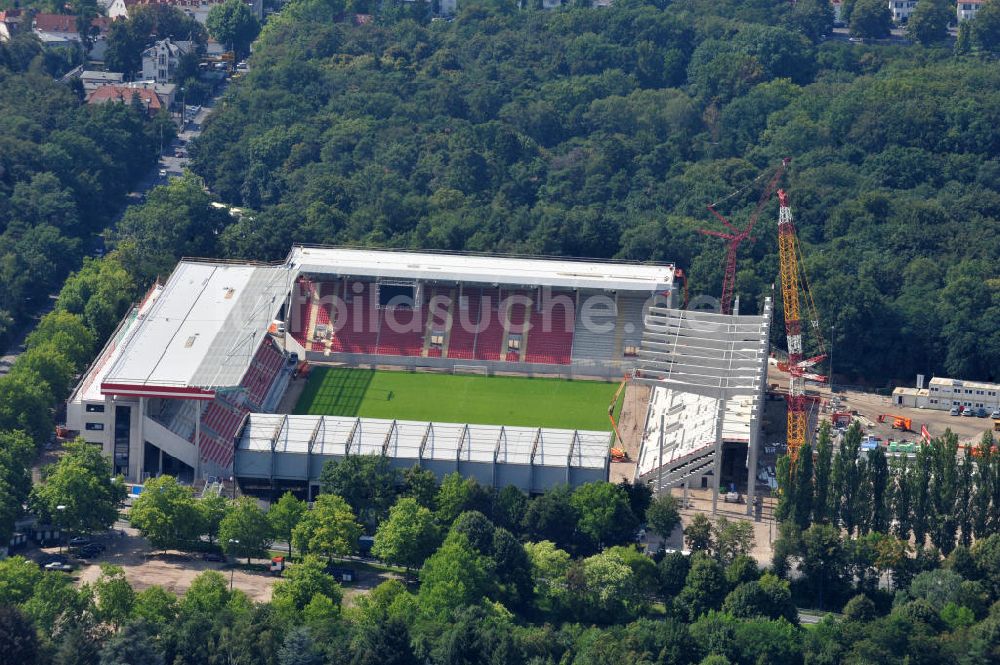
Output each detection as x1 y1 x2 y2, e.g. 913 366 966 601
877 414 913 431
608 375 629 461
776 188 827 462
994 419 1000 433
831 412 853 428
701 159 790 315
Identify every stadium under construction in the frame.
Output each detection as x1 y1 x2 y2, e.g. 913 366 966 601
65 245 769 502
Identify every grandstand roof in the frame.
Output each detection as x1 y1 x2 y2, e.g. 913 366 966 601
633 301 772 479
288 246 675 292
236 414 611 470
99 261 294 398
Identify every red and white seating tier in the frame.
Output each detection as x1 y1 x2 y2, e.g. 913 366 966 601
196 338 287 467
292 279 578 366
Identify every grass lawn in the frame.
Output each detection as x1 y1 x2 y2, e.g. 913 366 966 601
294 367 618 430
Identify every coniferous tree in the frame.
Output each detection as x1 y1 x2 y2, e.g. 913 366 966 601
912 442 932 548
840 424 864 536
867 447 890 535
813 423 833 524
956 447 974 548
972 433 994 538
930 433 959 555
793 444 814 530
892 455 913 541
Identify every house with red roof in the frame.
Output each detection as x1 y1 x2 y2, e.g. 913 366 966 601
87 85 164 117
33 13 113 59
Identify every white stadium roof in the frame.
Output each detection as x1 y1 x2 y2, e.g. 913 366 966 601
287 245 675 292
236 414 611 470
98 261 293 398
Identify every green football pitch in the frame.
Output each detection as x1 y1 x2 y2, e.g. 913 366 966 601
293 367 618 430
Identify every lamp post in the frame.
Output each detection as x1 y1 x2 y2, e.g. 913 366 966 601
55 505 66 553
228 539 239 590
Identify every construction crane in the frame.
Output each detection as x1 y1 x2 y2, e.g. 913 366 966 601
700 158 790 315
877 414 913 432
776 189 827 461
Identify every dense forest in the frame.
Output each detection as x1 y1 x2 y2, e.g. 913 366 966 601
183 0 1000 385
0 31 171 349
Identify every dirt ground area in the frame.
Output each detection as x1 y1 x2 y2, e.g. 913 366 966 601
609 382 650 483
56 523 402 605
766 367 994 445
647 487 778 566
66 525 279 602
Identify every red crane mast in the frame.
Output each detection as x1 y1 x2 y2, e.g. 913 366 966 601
700 158 790 315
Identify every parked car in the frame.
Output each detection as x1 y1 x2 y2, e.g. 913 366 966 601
68 537 90 547
44 561 74 572
991 409 1000 419
202 552 226 562
158 169 167 177
39 554 69 568
950 406 961 416
963 408 976 417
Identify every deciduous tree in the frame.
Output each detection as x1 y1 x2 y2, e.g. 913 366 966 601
30 441 125 534
292 493 362 559
129 475 203 551
372 497 440 575
268 491 306 557
220 496 273 564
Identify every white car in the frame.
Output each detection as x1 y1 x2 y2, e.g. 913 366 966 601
44 562 73 572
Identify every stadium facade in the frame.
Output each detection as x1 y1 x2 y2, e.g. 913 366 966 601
67 246 680 488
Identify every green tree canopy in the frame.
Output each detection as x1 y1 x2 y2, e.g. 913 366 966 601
219 496 273 563
30 440 124 533
850 0 893 38
206 0 260 58
372 497 441 574
292 493 362 559
268 491 307 557
128 475 204 551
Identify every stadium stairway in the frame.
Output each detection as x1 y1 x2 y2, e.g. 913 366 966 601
638 444 716 493
475 287 505 361
447 287 482 360
570 292 617 364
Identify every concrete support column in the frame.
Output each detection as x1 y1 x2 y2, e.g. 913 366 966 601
103 395 114 461
195 399 203 480
746 410 761 518
656 414 665 495
711 394 726 515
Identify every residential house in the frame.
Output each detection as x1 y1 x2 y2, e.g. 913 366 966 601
80 70 125 92
0 9 24 42
141 38 193 84
108 0 228 25
888 0 918 23
957 0 984 21
130 79 178 108
33 12 112 59
87 84 163 117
